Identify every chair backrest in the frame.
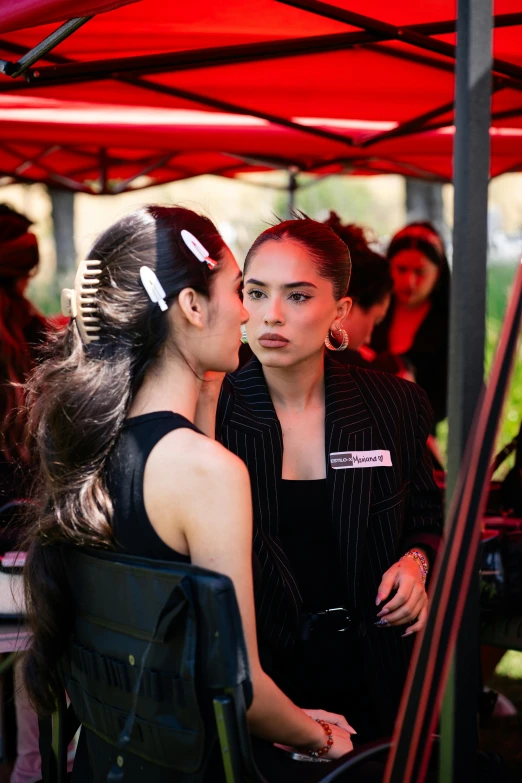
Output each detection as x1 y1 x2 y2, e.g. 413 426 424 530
56 546 256 782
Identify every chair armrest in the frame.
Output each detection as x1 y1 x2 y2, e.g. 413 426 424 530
318 740 392 782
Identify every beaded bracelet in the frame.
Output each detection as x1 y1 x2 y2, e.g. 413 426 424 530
307 718 334 757
401 549 429 585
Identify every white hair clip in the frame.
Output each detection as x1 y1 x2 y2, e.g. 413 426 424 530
181 229 218 270
140 266 168 311
60 258 102 345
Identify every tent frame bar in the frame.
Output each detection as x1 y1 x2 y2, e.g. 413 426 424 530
9 9 522 89
277 0 522 83
0 17 91 78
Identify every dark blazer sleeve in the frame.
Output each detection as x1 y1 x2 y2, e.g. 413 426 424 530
399 386 444 566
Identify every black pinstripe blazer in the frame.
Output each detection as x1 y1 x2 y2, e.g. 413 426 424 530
216 354 443 729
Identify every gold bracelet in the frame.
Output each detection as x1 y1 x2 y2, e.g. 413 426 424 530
402 549 428 585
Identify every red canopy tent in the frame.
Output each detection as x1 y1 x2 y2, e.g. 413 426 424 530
0 0 521 178
2 97 522 193
0 3 519 783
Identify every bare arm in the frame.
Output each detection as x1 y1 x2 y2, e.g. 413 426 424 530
144 432 354 756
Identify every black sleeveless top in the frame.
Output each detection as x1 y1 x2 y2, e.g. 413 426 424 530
106 411 199 562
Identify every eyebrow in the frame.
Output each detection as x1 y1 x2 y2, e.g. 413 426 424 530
245 278 317 289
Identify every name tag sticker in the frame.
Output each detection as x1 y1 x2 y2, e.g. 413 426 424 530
330 450 392 469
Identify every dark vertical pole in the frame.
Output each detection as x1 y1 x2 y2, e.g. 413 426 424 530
405 179 446 240
287 170 297 217
441 0 492 781
48 187 76 287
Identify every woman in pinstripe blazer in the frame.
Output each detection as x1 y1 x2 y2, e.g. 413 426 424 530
199 217 443 740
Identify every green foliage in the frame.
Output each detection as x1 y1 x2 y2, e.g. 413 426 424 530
274 176 379 229
436 261 522 466
486 262 522 455
496 650 522 680
27 279 61 316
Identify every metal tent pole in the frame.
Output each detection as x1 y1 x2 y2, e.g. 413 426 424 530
441 0 493 780
287 170 298 217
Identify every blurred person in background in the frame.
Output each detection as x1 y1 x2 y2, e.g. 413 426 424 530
0 204 47 511
0 204 73 783
371 222 450 428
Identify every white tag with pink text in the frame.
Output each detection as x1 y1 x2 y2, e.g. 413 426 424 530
330 450 392 469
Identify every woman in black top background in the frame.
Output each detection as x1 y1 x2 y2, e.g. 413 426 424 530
371 222 451 425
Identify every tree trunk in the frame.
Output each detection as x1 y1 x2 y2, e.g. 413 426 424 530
405 178 446 240
48 187 76 286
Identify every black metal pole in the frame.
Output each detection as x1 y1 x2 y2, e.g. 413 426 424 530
287 170 298 217
442 0 492 780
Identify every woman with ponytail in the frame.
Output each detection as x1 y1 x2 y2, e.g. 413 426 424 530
23 205 354 782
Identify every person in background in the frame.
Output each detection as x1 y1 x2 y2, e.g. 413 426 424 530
0 205 68 783
322 212 393 362
0 204 47 510
371 222 450 427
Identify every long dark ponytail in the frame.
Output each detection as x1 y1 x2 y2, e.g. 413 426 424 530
23 206 227 714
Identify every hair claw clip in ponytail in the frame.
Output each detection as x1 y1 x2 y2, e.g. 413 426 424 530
181 229 218 270
60 258 102 345
140 266 168 311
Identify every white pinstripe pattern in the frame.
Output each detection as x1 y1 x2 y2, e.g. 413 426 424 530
216 355 443 730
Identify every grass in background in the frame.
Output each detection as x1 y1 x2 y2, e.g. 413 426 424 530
436 260 521 467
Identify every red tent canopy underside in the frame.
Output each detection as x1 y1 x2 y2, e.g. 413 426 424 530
0 1 521 189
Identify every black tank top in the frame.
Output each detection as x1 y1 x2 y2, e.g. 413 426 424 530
106 411 200 562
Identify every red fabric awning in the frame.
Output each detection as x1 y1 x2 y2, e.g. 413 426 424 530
0 1 138 35
1 98 521 192
0 1 521 187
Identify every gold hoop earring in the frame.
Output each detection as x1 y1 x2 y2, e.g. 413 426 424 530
325 327 349 352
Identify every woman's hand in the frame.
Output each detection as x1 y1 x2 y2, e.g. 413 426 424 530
302 709 355 759
275 710 355 759
302 708 356 735
375 557 428 635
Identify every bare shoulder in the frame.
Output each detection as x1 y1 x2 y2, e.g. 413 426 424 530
146 426 248 487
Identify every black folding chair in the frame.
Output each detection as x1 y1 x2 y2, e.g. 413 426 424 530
38 546 391 782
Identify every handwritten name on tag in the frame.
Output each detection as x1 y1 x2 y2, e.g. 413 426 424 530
329 450 392 469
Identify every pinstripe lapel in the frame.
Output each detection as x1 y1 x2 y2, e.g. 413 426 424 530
221 359 303 639
324 355 374 604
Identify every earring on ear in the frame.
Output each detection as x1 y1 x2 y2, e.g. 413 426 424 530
325 325 349 352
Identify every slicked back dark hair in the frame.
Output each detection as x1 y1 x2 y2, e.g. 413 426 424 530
244 213 351 300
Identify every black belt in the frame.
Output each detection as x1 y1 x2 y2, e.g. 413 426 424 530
299 606 355 641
